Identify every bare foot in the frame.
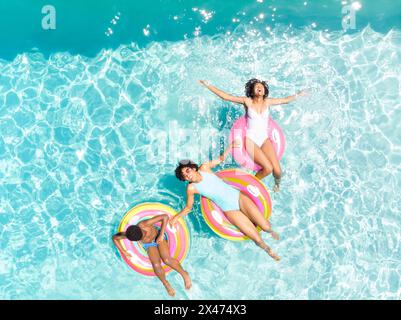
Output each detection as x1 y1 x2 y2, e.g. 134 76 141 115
255 241 280 261
269 230 280 241
273 177 281 193
266 248 280 261
182 271 192 290
164 282 176 297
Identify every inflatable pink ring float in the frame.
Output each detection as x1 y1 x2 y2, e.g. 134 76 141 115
229 116 286 171
200 168 272 241
117 203 190 277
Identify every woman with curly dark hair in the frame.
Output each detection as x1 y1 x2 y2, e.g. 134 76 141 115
199 78 306 192
170 148 280 261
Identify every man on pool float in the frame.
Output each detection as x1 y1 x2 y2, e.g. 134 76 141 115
113 214 191 296
170 145 280 261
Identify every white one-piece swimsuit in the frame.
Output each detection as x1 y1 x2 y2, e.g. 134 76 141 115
245 107 270 147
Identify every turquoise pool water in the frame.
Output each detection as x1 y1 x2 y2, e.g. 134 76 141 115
0 0 401 299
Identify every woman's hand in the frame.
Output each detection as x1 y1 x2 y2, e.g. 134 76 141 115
198 80 209 87
156 235 164 244
169 216 179 227
125 250 134 260
296 90 309 97
233 139 242 148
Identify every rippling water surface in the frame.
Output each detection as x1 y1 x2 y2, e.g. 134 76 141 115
1 1 401 299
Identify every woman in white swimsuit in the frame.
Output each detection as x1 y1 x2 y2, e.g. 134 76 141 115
199 78 306 192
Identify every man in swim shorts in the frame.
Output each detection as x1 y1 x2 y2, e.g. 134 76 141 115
112 214 191 296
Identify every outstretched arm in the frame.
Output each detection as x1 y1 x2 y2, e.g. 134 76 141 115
142 214 169 227
199 80 247 105
267 90 308 106
170 185 196 226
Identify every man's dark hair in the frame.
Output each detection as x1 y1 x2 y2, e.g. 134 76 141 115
245 78 269 99
125 225 143 241
175 160 199 181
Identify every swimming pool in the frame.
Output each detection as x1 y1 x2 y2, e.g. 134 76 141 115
0 0 400 299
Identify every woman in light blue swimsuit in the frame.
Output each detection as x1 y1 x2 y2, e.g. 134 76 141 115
170 146 280 261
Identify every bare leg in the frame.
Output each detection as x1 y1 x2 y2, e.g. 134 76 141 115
147 246 175 296
158 240 192 290
261 139 282 192
225 210 280 261
245 138 274 180
239 192 280 240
